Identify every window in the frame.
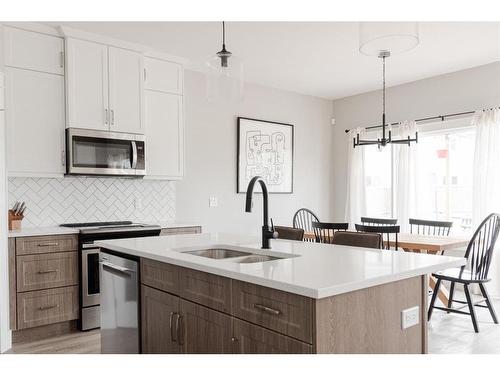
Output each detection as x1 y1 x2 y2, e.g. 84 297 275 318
362 123 475 234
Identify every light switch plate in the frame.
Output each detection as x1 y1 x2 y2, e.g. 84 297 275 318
209 197 218 207
401 306 420 329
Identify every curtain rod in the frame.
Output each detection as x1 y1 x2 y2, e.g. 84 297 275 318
343 107 500 134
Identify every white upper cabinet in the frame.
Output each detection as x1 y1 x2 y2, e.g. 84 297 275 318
5 67 65 177
145 90 183 179
4 27 64 75
144 57 183 95
108 47 144 134
66 38 109 131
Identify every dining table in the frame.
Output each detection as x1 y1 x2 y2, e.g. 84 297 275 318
303 230 469 306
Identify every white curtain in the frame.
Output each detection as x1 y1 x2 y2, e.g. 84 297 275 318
472 108 500 296
394 121 419 233
345 129 366 229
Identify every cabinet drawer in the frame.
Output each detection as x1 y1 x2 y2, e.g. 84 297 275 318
17 252 78 292
233 318 312 354
17 286 79 329
179 268 232 314
160 227 201 236
232 280 313 343
141 258 180 295
16 235 78 256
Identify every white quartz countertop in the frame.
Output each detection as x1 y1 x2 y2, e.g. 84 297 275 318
95 232 466 299
8 222 202 238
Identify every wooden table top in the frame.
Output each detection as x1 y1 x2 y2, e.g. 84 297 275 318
304 231 469 252
388 233 469 252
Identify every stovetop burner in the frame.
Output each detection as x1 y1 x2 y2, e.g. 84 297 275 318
60 221 134 228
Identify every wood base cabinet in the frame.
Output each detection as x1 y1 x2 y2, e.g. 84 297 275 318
137 258 427 354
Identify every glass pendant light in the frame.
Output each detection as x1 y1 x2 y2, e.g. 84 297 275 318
206 21 244 102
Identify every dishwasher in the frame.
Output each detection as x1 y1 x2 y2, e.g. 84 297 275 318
99 252 140 354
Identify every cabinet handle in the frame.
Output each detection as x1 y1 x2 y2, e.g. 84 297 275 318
253 303 281 316
177 314 184 345
111 109 115 125
37 243 59 247
59 51 64 68
144 68 146 82
169 312 177 343
231 337 239 354
38 304 59 311
37 269 58 274
61 150 65 167
105 109 109 125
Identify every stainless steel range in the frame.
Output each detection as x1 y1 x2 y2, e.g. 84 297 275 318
60 221 161 330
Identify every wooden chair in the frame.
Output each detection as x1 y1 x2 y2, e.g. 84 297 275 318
293 208 320 242
428 213 500 333
274 226 304 241
331 231 381 249
361 217 397 226
409 218 453 236
312 222 349 244
355 224 400 250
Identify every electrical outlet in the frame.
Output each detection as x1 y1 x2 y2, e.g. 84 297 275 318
401 306 420 329
209 197 218 208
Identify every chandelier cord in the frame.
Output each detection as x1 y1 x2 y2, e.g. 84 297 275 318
222 21 226 47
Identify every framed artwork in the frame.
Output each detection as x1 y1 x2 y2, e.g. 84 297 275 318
237 117 294 193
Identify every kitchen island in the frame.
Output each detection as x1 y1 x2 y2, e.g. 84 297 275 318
96 233 465 354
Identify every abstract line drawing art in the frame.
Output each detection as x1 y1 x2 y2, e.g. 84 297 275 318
237 117 294 193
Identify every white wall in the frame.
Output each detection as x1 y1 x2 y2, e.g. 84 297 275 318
331 62 500 220
176 70 334 235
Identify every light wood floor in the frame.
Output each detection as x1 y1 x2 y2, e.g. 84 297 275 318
7 329 101 354
6 295 500 354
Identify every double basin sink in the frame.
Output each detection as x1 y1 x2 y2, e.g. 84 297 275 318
181 248 293 264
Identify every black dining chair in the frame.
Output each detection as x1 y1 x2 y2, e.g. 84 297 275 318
312 222 349 244
428 213 500 333
331 231 382 249
293 208 320 242
361 217 398 226
274 226 304 241
355 224 400 250
409 218 453 236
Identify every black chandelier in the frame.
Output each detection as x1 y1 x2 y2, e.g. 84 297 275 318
352 51 418 148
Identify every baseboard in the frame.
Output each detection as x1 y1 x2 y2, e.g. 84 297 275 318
12 320 78 344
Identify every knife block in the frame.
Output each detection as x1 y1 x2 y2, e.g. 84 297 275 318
8 210 24 230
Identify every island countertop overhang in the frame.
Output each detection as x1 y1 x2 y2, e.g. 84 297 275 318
95 232 466 299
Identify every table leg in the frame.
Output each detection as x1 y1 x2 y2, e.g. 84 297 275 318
429 275 449 306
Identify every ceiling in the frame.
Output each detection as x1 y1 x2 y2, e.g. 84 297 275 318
46 22 500 99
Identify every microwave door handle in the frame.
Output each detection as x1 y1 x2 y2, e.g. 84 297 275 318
131 141 138 169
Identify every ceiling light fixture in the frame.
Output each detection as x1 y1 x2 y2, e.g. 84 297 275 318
206 21 244 102
353 22 420 148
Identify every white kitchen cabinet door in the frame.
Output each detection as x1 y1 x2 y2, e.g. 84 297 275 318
144 91 184 179
66 38 109 131
4 27 64 75
108 47 144 134
144 57 183 95
5 67 65 177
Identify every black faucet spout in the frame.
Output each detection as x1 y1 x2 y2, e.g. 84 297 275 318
245 176 273 249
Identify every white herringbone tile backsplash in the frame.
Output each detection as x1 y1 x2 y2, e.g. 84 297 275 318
8 177 176 227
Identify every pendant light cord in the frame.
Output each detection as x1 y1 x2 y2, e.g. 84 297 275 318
222 21 226 48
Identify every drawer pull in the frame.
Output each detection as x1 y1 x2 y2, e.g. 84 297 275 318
37 269 59 274
37 243 59 247
38 304 59 311
254 303 281 316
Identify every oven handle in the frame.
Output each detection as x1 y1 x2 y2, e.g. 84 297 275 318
131 141 138 169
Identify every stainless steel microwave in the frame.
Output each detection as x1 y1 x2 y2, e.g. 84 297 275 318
66 128 146 177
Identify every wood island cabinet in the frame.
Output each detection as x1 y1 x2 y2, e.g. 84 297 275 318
140 257 427 354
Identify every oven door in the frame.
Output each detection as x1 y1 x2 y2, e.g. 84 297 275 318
82 247 101 307
66 128 146 176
